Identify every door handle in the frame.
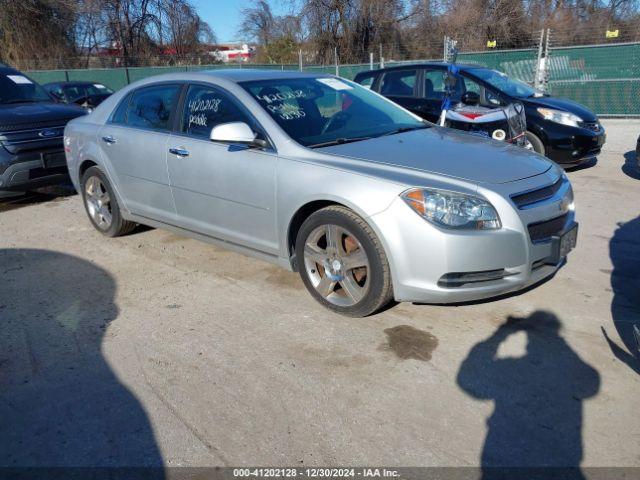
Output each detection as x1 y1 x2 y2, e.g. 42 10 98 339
169 147 189 157
102 135 116 144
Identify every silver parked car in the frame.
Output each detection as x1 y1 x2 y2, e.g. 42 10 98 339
64 70 577 317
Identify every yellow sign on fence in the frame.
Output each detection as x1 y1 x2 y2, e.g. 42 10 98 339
606 30 619 38
487 40 497 48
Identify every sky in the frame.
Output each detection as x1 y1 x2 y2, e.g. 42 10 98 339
191 0 290 44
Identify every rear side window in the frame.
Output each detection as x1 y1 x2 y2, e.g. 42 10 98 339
109 93 131 125
125 84 180 131
354 72 376 89
423 69 464 102
423 69 446 100
380 70 417 97
181 84 252 139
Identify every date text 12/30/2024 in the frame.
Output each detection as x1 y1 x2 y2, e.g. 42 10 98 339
233 468 401 478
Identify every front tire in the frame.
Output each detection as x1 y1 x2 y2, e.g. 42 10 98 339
295 205 393 317
81 166 136 237
526 131 545 156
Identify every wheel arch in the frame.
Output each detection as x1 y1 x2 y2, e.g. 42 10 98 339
79 159 98 180
287 200 341 270
285 197 392 273
77 158 130 217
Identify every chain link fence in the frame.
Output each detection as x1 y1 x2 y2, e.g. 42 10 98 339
24 40 640 117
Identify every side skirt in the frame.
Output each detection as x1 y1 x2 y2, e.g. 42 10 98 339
122 211 293 271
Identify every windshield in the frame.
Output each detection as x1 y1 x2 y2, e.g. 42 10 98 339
467 68 544 98
240 77 427 147
0 73 52 104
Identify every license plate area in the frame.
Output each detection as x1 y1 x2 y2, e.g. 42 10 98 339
549 223 578 265
42 152 67 169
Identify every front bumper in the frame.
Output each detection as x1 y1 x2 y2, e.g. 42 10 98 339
0 149 69 192
369 174 575 304
543 123 606 166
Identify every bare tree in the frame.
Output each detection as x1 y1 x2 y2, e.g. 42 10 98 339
0 0 77 69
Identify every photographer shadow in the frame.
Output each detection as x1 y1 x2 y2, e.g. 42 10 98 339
0 249 163 475
602 216 640 374
457 311 600 479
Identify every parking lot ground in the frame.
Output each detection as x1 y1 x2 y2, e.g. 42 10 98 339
1 119 639 469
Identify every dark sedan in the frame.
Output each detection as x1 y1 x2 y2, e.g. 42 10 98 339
44 81 114 110
355 63 606 167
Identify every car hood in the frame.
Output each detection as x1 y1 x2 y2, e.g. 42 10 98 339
318 127 552 185
522 95 598 122
0 101 86 131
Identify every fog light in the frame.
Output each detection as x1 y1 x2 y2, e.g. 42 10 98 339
438 269 513 288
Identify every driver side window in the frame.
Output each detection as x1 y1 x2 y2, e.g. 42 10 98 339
181 84 251 139
461 76 504 107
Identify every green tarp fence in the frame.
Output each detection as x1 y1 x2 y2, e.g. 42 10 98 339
26 42 640 116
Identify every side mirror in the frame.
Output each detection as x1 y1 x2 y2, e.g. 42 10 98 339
461 91 480 106
210 122 268 148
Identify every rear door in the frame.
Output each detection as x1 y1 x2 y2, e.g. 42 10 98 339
98 83 181 223
377 69 425 115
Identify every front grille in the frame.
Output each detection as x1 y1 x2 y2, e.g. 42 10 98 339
0 120 69 133
580 121 601 133
0 126 65 154
511 177 563 209
528 213 569 242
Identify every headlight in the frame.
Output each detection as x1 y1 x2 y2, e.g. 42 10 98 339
537 108 582 127
401 188 501 230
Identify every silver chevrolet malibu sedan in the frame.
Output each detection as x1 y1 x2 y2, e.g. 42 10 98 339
64 70 577 317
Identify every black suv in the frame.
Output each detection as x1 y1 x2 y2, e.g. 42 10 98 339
355 63 606 167
0 66 86 197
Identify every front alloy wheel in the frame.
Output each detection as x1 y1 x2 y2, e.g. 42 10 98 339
303 224 370 307
296 206 393 317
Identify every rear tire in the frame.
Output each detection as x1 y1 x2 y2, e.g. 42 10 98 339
81 166 136 237
295 205 393 317
526 131 545 156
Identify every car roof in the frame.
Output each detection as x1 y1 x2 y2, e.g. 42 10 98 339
0 66 22 76
354 62 487 76
122 69 332 88
196 69 329 82
44 81 107 87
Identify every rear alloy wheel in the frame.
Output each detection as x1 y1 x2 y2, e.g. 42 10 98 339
296 206 393 317
85 175 112 229
81 166 136 237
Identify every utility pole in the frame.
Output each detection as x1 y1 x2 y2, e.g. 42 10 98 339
544 28 551 92
443 35 448 62
443 36 457 62
299 49 303 72
534 29 545 91
334 47 339 76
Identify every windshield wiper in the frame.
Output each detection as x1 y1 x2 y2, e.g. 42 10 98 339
379 124 430 137
308 136 374 148
2 99 39 104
